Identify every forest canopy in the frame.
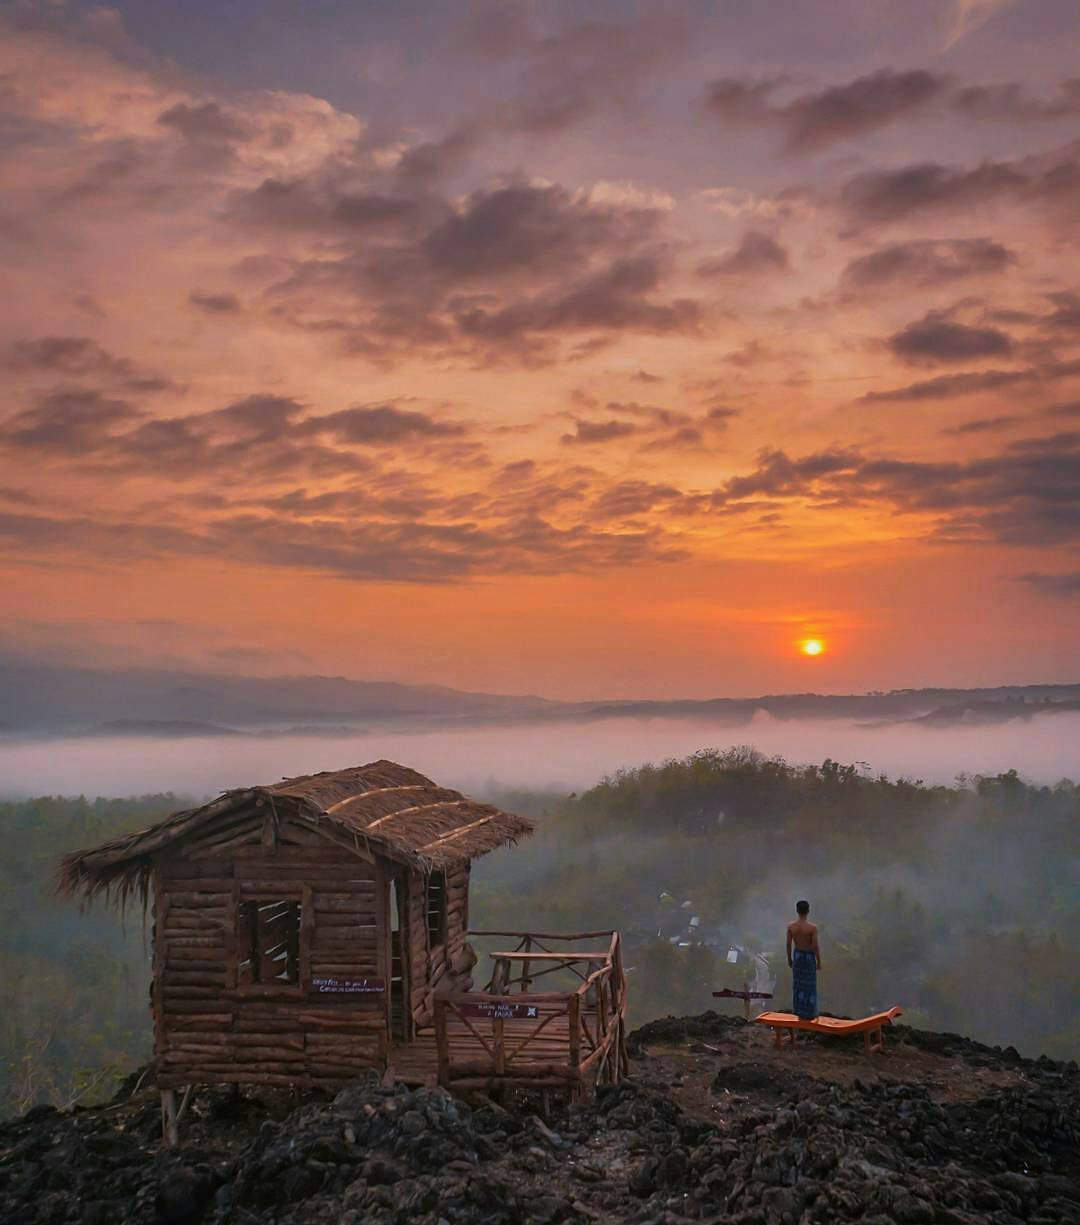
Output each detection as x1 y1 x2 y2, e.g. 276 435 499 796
2 750 1077 1118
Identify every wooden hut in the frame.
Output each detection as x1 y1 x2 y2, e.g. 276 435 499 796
58 762 532 1128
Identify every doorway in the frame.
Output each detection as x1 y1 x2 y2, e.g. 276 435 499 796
388 875 409 1043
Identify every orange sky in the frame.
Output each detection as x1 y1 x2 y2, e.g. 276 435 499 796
0 2 1077 699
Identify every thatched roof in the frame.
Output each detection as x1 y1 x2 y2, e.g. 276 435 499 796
58 760 533 910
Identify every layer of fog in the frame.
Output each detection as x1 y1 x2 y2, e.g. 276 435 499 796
2 710 1077 800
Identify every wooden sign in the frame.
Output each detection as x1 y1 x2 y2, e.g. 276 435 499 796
458 1001 539 1020
309 976 386 995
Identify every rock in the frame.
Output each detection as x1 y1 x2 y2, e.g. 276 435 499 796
528 1193 565 1223
0 1016 1076 1225
525 1116 565 1148
154 1165 220 1223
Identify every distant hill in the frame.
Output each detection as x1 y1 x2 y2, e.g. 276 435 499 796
0 663 560 734
905 698 1080 727
87 720 246 738
0 660 1078 735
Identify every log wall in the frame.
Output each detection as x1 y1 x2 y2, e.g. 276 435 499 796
153 829 390 1090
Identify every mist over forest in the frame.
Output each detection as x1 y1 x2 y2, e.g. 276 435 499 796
2 739 1076 1120
1 708 1079 798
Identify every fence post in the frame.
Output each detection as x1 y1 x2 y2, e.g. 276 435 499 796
494 1016 505 1076
434 999 450 1087
568 992 581 1071
521 935 532 994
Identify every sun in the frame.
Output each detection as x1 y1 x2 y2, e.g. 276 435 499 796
800 638 825 657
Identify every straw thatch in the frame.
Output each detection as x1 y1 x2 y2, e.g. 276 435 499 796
57 760 533 911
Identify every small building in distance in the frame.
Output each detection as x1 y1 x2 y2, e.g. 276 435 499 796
58 761 533 1106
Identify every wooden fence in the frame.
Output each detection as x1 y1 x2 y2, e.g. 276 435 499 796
432 929 628 1099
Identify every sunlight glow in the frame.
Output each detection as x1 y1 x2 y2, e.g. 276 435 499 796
800 638 825 657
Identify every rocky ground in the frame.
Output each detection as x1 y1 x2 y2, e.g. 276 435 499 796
2 1013 1078 1224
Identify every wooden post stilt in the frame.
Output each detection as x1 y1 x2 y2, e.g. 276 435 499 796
176 1084 195 1127
161 1088 179 1148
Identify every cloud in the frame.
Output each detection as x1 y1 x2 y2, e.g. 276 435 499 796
559 399 729 448
1017 570 1080 597
1 388 139 451
157 101 252 144
838 140 1080 224
942 0 1020 51
189 291 241 313
708 433 1080 547
4 336 171 391
304 404 467 444
704 64 1080 153
452 256 703 355
860 359 1080 403
840 238 1014 289
422 182 651 280
782 70 945 151
591 480 687 518
1041 292 1080 337
393 125 480 187
840 159 1025 223
941 415 1021 436
704 70 947 151
560 419 639 446
697 230 789 277
888 310 1014 364
0 496 688 584
950 79 1080 121
715 448 861 501
227 174 693 365
0 390 466 477
226 177 419 235
466 14 688 137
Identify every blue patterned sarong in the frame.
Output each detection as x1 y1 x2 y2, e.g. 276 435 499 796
792 948 817 1019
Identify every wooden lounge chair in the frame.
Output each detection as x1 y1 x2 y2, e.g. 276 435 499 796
755 1006 903 1055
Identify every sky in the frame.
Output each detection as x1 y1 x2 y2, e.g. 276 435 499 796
0 0 1078 701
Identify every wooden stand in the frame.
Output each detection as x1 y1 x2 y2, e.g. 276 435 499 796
713 983 773 1021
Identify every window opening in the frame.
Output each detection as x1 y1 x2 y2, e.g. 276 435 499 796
426 871 447 950
237 898 301 984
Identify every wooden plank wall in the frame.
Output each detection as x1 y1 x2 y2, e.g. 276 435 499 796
153 821 390 1089
409 862 471 1028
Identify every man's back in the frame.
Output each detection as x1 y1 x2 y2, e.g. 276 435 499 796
787 918 817 951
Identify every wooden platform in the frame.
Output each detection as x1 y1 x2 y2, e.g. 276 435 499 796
387 1006 600 1087
383 930 629 1098
756 1007 903 1054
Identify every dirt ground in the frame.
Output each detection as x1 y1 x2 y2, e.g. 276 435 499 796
634 1018 1035 1124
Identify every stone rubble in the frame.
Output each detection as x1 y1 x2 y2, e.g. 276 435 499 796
1 1015 1077 1224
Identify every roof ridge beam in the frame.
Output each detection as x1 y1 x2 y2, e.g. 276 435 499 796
363 798 472 831
324 784 428 814
417 813 498 852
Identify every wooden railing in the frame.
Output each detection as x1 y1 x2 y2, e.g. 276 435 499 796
432 929 628 1098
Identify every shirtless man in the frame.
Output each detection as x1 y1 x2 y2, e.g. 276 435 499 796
786 900 821 1019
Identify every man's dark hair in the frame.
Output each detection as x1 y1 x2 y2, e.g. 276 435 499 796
796 900 810 915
